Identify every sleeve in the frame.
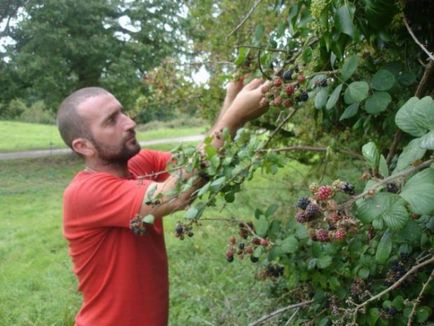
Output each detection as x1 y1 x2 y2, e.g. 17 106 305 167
128 149 172 182
64 173 152 231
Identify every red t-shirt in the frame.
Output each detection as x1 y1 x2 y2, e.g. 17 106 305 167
63 149 172 326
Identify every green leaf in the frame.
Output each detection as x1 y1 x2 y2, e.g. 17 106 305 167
254 24 265 42
395 97 427 137
417 306 432 323
364 91 392 115
317 255 333 269
336 6 354 37
280 235 299 254
362 141 379 168
348 81 369 102
376 231 392 264
398 71 416 86
420 130 434 150
326 84 343 110
340 103 359 120
400 167 434 215
358 267 370 279
368 308 380 326
315 88 329 109
142 214 155 224
255 216 269 237
234 47 250 66
186 206 199 219
378 155 389 177
393 138 427 173
210 176 226 191
265 204 279 217
371 69 395 91
381 198 409 230
302 46 313 63
412 96 434 131
341 54 359 81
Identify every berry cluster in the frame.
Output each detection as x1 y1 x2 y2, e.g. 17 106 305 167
384 254 413 286
225 222 269 263
294 180 358 242
262 68 310 109
257 263 285 280
350 278 367 300
174 221 194 240
129 214 147 236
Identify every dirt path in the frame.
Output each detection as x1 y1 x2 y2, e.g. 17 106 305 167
0 135 204 160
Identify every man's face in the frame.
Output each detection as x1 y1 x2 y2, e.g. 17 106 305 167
77 93 140 163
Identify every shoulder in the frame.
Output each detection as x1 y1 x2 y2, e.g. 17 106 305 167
128 149 172 176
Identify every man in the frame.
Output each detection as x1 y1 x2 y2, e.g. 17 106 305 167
57 78 268 326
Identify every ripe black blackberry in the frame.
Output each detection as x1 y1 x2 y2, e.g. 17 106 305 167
386 182 399 193
238 242 245 250
305 203 320 219
298 91 309 102
296 196 311 210
341 182 355 195
282 70 292 81
319 79 328 87
250 255 259 263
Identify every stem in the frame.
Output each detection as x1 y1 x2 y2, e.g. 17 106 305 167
341 157 434 210
228 0 263 37
407 267 434 326
248 300 314 326
236 45 288 54
257 49 271 80
262 109 297 148
351 255 434 322
200 217 269 242
403 16 434 61
260 145 364 160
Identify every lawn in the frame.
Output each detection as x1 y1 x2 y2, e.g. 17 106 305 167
0 145 313 325
0 120 204 152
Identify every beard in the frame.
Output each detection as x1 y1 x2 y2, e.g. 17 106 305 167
90 135 141 164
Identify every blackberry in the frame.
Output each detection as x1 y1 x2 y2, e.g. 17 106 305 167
296 211 308 223
238 242 245 250
315 229 330 242
282 70 292 81
175 223 184 235
315 185 334 200
187 231 194 237
341 182 355 195
305 203 320 219
285 84 295 96
386 182 399 193
298 91 309 102
226 255 234 263
296 196 311 210
333 229 346 241
319 79 328 87
273 78 282 87
250 255 259 263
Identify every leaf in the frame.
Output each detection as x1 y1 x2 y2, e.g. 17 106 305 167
368 308 380 326
371 69 395 91
317 255 333 269
395 97 427 137
348 81 369 102
394 138 426 173
315 88 329 109
326 84 343 110
364 91 392 115
398 71 416 86
302 46 313 63
186 206 199 219
234 47 250 66
265 204 279 217
381 198 409 230
254 24 265 42
362 141 379 168
420 130 434 150
280 235 299 254
376 231 392 264
378 155 389 177
142 214 155 224
255 216 269 237
412 96 434 131
341 54 359 81
210 176 226 191
416 306 431 323
358 267 370 279
336 6 354 37
340 103 359 120
400 167 434 215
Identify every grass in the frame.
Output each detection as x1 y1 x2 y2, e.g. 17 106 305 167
0 120 205 152
0 145 314 325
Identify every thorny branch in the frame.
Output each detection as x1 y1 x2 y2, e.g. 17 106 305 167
403 16 434 61
248 300 314 326
228 0 264 37
407 267 434 326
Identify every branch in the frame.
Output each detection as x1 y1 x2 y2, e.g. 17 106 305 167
248 300 314 326
228 0 263 37
403 16 434 61
257 49 271 80
200 217 269 242
351 255 434 322
259 145 364 160
407 267 434 326
341 157 434 210
236 45 288 54
262 109 297 148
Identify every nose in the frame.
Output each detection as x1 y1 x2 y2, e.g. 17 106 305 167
123 113 136 131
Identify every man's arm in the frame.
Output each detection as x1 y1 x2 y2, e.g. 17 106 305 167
138 78 269 219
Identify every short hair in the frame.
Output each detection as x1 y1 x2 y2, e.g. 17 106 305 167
57 87 109 150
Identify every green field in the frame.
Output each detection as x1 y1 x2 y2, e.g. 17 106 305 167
0 121 204 152
0 145 312 325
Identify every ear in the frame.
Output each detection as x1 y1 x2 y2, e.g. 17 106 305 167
72 138 95 157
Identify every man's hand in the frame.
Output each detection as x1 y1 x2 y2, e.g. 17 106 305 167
222 78 270 128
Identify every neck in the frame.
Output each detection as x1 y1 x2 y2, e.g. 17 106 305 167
84 159 130 178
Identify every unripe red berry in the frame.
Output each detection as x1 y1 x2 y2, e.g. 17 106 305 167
245 246 254 254
252 237 261 245
273 78 282 87
334 229 346 241
285 84 295 96
297 74 306 84
295 211 308 223
273 96 282 106
315 229 330 242
260 239 269 247
283 99 292 108
315 185 334 201
229 236 237 245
